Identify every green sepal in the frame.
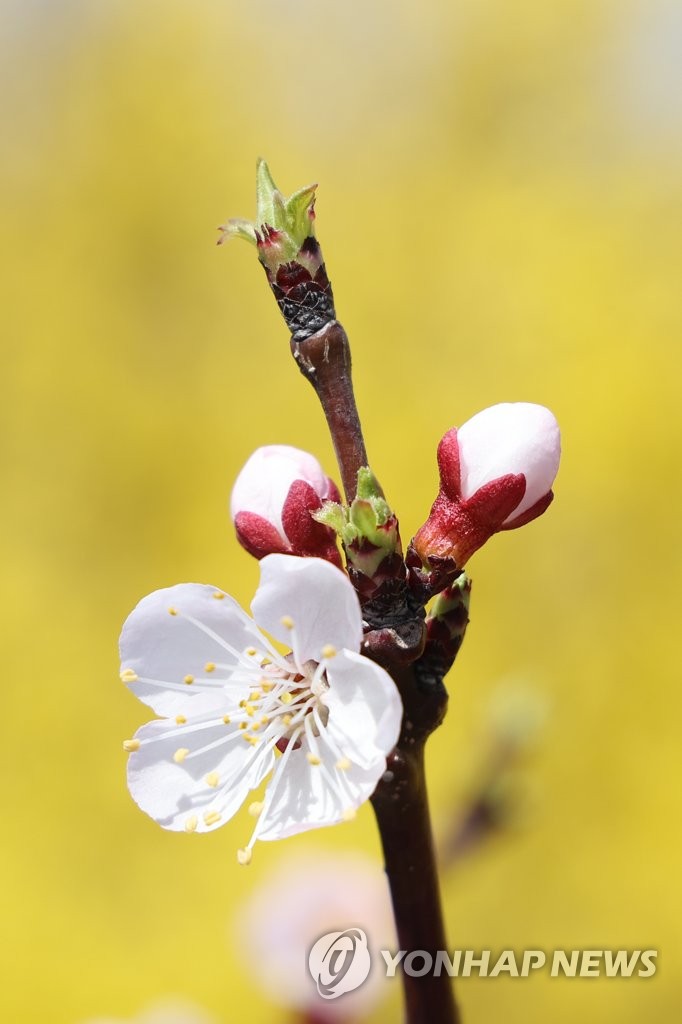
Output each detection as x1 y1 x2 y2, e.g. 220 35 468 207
429 571 471 621
313 467 401 577
220 159 317 266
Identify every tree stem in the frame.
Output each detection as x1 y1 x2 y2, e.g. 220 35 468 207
292 320 461 1024
291 321 368 501
372 743 461 1024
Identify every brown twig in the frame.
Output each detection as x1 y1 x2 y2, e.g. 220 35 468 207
292 319 462 1024
291 321 368 502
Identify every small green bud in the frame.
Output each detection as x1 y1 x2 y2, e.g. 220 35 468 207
313 467 401 579
218 159 335 341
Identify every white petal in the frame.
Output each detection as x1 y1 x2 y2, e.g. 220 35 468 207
255 743 386 841
126 713 276 832
323 650 402 768
457 403 561 518
119 584 264 716
230 445 334 537
252 555 363 665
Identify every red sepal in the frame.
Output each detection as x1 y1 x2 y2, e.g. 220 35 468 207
436 428 461 501
234 511 290 560
500 489 553 531
463 473 526 529
281 480 342 568
412 474 527 568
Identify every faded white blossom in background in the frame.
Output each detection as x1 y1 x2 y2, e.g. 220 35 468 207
79 998 219 1024
236 849 395 1020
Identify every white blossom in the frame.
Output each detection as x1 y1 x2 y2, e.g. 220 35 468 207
120 555 402 863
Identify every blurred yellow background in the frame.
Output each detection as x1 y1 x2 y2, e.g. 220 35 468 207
1 0 680 1021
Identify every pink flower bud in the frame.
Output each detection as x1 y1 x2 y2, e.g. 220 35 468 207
230 445 342 565
413 403 561 568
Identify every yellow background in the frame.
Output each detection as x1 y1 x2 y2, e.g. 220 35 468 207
1 0 680 1021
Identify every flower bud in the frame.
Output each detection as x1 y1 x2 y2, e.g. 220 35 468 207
230 445 342 566
412 403 560 569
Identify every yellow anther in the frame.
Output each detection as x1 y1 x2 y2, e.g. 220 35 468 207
205 772 220 788
245 704 255 717
251 721 261 732
222 714 231 725
239 699 247 708
173 748 190 764
261 657 272 667
281 713 293 726
246 647 257 657
184 815 198 833
183 674 194 685
335 757 351 771
212 591 224 600
260 716 269 726
248 801 264 817
250 689 262 701
120 669 138 683
237 847 252 866
168 607 178 616
281 615 294 629
261 682 273 693
244 734 259 746
175 714 187 725
204 662 216 673
122 739 140 752
322 644 337 659
307 752 322 766
342 807 356 822
203 810 221 826
239 722 248 731
280 692 293 705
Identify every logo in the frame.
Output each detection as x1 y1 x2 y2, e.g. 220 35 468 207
308 928 372 999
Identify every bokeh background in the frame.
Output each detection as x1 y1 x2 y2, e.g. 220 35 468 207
2 0 681 1021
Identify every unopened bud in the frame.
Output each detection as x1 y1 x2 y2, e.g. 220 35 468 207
231 445 341 565
412 403 560 569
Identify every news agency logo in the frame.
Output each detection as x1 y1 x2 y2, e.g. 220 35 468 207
307 933 660 998
308 928 372 999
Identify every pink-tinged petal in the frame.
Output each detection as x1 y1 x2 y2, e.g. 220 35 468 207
126 714 276 833
252 555 362 664
457 403 560 519
322 650 402 767
234 511 291 559
119 584 262 717
230 445 337 539
254 744 386 841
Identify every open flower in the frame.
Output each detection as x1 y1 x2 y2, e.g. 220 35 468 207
412 403 561 568
119 555 402 863
230 444 341 566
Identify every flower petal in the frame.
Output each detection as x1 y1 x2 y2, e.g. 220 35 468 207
126 713 276 833
119 584 266 717
251 555 363 665
254 743 386 841
323 650 402 768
